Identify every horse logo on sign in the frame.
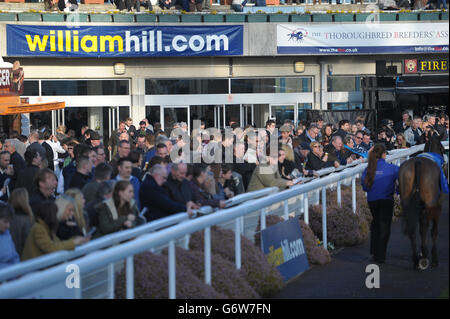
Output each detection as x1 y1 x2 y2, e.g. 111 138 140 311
287 28 308 43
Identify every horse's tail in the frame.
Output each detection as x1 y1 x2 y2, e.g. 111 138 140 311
403 159 423 235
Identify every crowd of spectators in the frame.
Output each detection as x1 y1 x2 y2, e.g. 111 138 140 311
35 0 448 13
0 111 448 269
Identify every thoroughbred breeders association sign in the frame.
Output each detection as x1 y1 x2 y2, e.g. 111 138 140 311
277 22 449 55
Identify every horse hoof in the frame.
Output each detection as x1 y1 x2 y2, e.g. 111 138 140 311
418 258 429 271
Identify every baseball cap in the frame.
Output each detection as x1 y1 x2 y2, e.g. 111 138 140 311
299 142 311 151
90 131 101 140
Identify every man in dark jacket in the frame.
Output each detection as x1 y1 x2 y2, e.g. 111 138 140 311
332 120 350 141
108 121 128 157
41 129 55 171
323 136 353 167
29 168 57 215
0 151 14 202
61 144 94 192
16 149 42 195
26 130 47 163
231 142 256 191
164 163 193 205
297 124 319 145
82 163 112 204
394 111 410 134
139 164 194 222
374 128 394 151
68 156 92 190
109 140 131 178
3 139 26 185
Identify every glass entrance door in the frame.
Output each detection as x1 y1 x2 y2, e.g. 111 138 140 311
51 109 65 135
270 104 296 127
214 105 225 129
242 104 254 127
224 104 240 128
162 106 190 136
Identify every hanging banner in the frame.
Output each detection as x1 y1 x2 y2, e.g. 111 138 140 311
6 25 244 57
0 61 24 96
277 23 449 55
262 218 309 281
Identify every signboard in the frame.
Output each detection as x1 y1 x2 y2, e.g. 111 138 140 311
277 23 449 55
262 218 309 281
404 59 449 73
418 60 448 72
404 59 418 74
6 25 244 57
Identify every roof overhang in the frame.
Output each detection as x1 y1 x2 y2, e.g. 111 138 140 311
0 96 65 115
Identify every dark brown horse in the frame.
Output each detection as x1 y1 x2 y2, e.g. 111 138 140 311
398 132 446 270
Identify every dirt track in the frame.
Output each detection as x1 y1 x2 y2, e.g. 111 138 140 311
274 195 449 299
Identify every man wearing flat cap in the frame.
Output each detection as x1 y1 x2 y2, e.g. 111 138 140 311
279 124 293 148
86 131 102 148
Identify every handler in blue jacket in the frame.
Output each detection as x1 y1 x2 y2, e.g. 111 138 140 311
361 143 399 264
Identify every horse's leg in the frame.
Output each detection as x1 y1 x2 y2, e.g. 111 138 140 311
430 206 441 267
408 228 419 270
418 212 429 269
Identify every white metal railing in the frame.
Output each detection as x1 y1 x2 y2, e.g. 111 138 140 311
0 213 190 283
0 141 447 299
0 187 276 285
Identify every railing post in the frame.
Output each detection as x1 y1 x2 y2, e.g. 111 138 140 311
322 187 327 250
299 193 304 214
235 218 241 270
352 177 356 214
183 234 190 250
260 208 266 231
107 263 114 299
283 200 289 220
168 240 176 299
204 227 211 285
304 193 309 225
337 181 342 207
75 279 82 299
260 208 267 251
126 256 134 299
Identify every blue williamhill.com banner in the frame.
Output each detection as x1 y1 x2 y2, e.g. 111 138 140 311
262 218 309 281
6 25 244 57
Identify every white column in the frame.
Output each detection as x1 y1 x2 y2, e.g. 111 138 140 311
320 62 328 110
131 77 146 125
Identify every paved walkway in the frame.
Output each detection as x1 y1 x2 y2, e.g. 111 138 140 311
274 195 449 299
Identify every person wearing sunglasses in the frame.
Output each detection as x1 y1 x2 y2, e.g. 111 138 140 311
305 142 336 171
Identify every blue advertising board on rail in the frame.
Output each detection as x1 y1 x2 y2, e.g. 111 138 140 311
6 25 244 57
261 218 309 281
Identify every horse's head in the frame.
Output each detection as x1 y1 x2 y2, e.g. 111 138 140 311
424 131 444 156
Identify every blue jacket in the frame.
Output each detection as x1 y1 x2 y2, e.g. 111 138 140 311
139 174 186 222
142 148 157 169
417 152 449 194
0 229 20 270
361 159 399 202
